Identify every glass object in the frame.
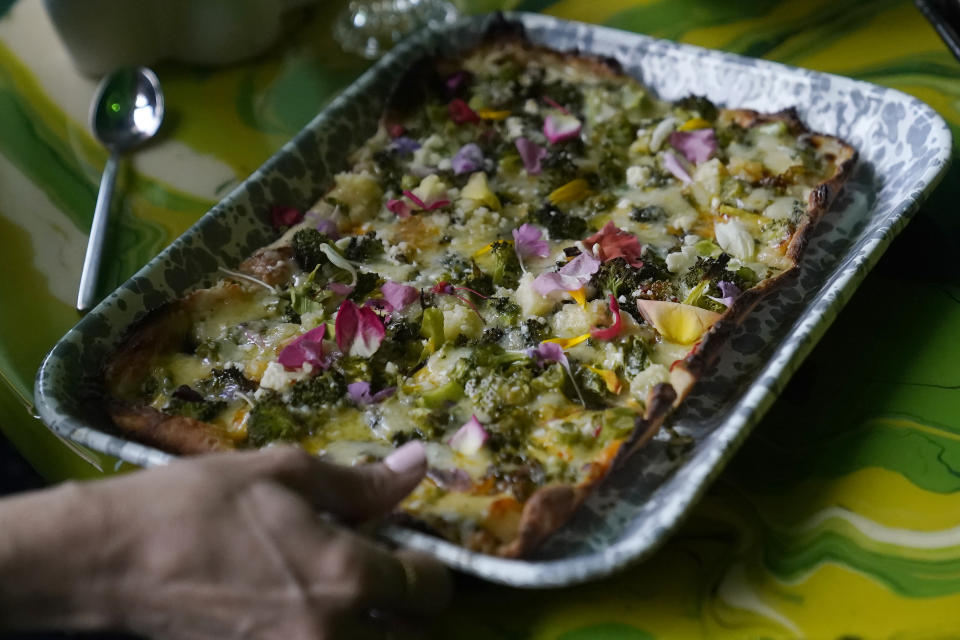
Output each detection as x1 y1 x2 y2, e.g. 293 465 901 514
333 0 459 59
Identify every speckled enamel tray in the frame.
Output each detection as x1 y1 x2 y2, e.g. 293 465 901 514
35 13 951 588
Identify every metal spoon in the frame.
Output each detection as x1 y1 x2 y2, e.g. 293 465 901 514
77 67 164 312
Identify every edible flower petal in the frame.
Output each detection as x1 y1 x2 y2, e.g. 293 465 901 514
347 381 396 406
277 326 328 370
707 280 742 309
445 71 471 92
389 136 421 156
386 198 412 219
669 129 717 165
663 151 693 184
531 252 601 295
314 218 341 238
548 178 591 205
335 299 385 357
381 281 419 311
270 205 303 230
678 117 711 131
544 333 591 350
477 108 511 120
461 172 501 210
542 96 569 114
583 222 645 267
449 415 488 456
452 143 484 175
406 174 451 211
586 365 622 394
515 138 547 175
527 340 586 406
543 112 581 143
590 295 623 340
568 287 587 307
636 299 721 345
449 98 480 124
328 282 354 296
512 223 549 262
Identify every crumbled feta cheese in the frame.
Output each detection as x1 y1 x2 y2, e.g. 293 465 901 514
715 219 755 261
665 244 699 273
259 361 312 391
523 99 539 115
626 165 650 188
506 116 525 140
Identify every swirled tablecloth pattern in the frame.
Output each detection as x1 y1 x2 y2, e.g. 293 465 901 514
1 0 958 637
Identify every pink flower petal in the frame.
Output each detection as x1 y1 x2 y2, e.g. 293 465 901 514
270 205 303 230
348 381 396 405
452 143 484 175
512 223 549 261
445 71 471 92
531 252 600 295
663 151 693 184
381 281 419 311
277 326 328 370
584 222 645 267
402 190 450 212
543 113 582 144
328 282 354 296
515 138 547 175
542 96 569 114
591 295 623 340
669 129 717 165
335 299 385 358
387 198 412 219
448 415 488 455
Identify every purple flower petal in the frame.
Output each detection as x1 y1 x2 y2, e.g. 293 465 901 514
389 136 421 156
451 143 484 175
669 129 716 165
515 137 547 175
526 341 567 367
277 326 328 370
448 415 488 456
348 381 397 406
543 113 581 144
445 71 471 92
707 280 743 309
270 205 303 230
512 223 549 263
531 252 601 295
663 151 693 184
381 281 419 311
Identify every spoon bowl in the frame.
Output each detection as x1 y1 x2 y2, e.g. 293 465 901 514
77 67 164 312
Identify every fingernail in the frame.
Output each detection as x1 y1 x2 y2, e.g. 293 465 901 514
384 441 426 474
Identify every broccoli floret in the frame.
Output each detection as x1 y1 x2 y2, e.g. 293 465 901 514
348 271 383 302
677 95 718 122
288 371 347 409
463 364 536 422
344 232 384 263
593 258 644 299
682 254 731 288
564 362 612 409
541 149 580 188
370 319 424 383
485 409 535 457
521 318 549 347
490 297 521 321
726 264 760 292
489 241 521 289
164 386 226 422
531 205 587 240
439 252 495 297
292 228 333 271
196 367 256 399
636 250 672 281
621 336 649 378
246 393 306 447
631 205 667 223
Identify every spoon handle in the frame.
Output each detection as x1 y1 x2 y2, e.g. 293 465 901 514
77 152 119 312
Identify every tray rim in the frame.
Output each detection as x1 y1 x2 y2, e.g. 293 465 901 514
34 11 954 587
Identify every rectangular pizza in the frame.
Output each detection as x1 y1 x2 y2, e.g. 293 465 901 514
102 19 855 558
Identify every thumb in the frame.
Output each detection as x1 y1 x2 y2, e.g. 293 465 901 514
267 442 428 522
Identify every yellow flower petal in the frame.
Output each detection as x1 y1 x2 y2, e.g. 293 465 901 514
548 178 591 205
472 239 511 257
586 366 622 394
545 333 591 349
568 287 587 307
635 299 722 345
477 109 511 120
678 117 711 131
461 172 501 210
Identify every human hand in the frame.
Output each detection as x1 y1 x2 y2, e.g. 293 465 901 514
0 442 450 639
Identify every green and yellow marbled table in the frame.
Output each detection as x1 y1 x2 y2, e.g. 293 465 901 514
2 0 959 637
